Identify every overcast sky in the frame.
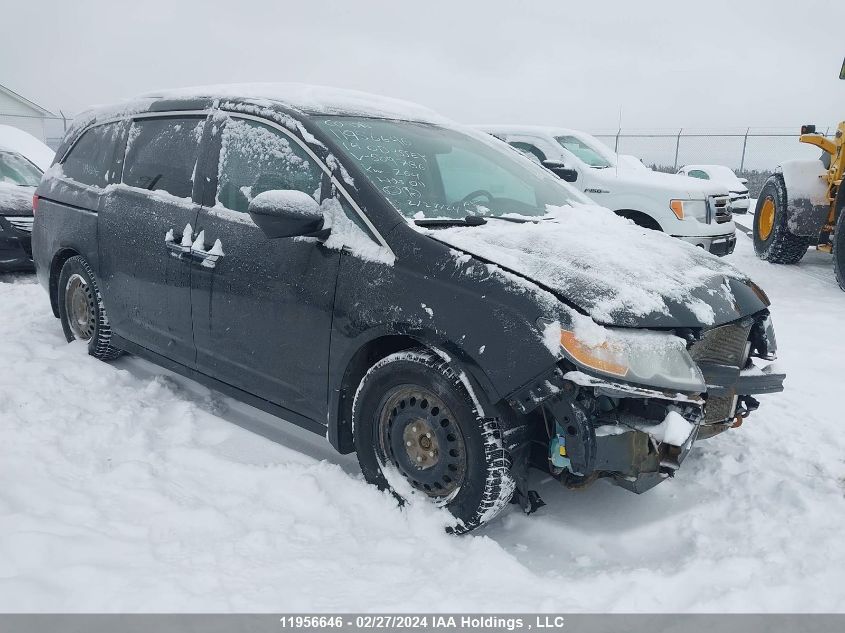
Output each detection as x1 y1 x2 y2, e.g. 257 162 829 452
3 0 843 131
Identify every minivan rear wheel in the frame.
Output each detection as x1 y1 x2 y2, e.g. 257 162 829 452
58 256 122 361
353 348 515 534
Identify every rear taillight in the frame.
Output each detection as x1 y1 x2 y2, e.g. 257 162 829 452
32 194 39 214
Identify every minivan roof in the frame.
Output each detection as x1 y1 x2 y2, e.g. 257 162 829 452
141 83 446 124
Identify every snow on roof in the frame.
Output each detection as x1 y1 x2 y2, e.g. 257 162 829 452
142 83 448 124
0 124 55 172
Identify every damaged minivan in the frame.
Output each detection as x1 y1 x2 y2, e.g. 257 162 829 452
32 84 784 533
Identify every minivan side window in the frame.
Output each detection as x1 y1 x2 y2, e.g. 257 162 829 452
216 118 323 213
62 122 123 188
123 117 205 199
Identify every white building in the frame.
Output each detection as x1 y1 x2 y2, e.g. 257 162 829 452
0 83 55 144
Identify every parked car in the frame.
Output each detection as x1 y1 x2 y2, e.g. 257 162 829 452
678 164 750 214
481 126 737 255
33 85 783 532
0 148 41 271
0 124 55 172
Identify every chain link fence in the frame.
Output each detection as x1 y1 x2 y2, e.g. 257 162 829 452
1 111 835 198
591 126 837 197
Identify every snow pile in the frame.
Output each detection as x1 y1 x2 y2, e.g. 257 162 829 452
424 205 745 325
0 125 55 172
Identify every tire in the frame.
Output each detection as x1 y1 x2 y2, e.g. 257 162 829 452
353 348 515 534
57 256 122 360
753 173 810 264
835 209 845 292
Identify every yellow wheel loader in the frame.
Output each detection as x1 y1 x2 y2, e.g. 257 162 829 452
753 57 845 290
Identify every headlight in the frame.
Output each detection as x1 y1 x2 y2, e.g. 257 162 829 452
558 324 705 393
669 199 708 221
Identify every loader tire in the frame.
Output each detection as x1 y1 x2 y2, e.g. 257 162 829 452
753 173 810 264
834 207 845 292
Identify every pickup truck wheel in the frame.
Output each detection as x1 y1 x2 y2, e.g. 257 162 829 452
353 348 515 534
753 174 810 264
57 256 122 361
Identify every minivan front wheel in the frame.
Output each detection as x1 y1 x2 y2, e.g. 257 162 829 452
353 349 515 534
57 256 121 360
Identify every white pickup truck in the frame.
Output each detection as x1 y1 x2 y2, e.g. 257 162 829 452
480 125 737 256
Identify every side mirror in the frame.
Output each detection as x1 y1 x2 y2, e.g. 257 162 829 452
542 159 578 183
248 190 327 239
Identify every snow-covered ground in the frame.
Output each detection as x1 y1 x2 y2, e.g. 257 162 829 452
1 232 844 612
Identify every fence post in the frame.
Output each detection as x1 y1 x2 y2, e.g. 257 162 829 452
673 128 683 170
59 110 67 132
739 127 750 172
615 127 621 153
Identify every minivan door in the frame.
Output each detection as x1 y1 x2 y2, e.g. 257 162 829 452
98 115 207 366
190 115 341 426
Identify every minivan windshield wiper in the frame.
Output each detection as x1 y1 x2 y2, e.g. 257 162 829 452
414 215 488 227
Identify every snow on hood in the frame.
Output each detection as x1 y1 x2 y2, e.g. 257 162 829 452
611 168 730 198
0 183 35 215
423 204 750 328
0 125 54 172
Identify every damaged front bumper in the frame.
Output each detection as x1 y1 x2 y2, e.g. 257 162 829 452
505 311 785 505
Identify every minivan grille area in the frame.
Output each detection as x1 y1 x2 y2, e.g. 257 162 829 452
6 217 34 233
689 321 752 424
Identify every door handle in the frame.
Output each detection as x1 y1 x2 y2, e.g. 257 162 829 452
165 224 194 258
190 230 225 269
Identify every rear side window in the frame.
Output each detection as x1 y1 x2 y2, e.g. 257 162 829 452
62 122 123 188
123 117 205 199
216 118 323 213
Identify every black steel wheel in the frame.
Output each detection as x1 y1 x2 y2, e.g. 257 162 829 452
377 385 467 498
57 256 122 360
353 348 514 534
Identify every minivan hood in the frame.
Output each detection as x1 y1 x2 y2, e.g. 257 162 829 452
0 183 35 216
596 168 729 199
424 204 765 329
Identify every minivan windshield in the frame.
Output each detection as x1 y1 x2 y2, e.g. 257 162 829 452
315 117 585 220
0 151 43 186
554 135 613 169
